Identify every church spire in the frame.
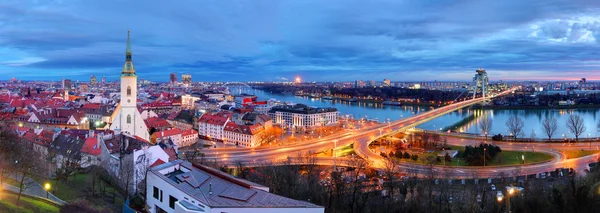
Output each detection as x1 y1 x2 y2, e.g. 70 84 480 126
122 30 136 75
125 30 132 61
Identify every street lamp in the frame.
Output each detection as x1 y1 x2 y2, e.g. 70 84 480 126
483 148 487 167
44 182 51 198
378 128 383 150
498 185 522 213
333 139 338 171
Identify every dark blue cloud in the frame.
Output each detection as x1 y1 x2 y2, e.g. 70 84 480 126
2 0 600 82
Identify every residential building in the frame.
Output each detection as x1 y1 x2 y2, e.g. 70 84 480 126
197 113 230 141
146 160 324 213
223 122 264 147
153 128 183 147
181 129 198 147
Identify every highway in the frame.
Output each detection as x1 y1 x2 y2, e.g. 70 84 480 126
190 87 600 178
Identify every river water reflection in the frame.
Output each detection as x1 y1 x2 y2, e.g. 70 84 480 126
255 89 600 139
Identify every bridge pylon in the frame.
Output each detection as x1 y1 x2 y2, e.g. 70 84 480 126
472 68 489 105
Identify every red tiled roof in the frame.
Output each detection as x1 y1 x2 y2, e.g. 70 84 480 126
153 128 181 138
150 159 166 168
145 117 172 128
15 126 30 132
82 103 101 109
181 129 197 137
198 114 229 126
81 137 102 156
164 147 177 161
22 131 37 142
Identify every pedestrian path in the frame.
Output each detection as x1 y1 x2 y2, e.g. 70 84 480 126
1 175 66 205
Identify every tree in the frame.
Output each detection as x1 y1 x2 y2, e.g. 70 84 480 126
0 130 45 205
566 114 586 142
444 153 452 163
530 129 536 142
411 154 418 161
403 152 411 159
505 114 524 140
478 116 493 139
382 158 399 200
542 117 558 141
134 150 154 202
258 126 284 145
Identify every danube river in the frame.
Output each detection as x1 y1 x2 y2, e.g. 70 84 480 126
255 90 600 139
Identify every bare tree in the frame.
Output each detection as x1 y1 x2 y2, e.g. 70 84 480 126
135 150 154 201
257 126 284 145
118 155 136 196
345 155 368 213
478 116 493 139
542 117 558 141
566 114 586 142
382 158 399 200
505 114 524 140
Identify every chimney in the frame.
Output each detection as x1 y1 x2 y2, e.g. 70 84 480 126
96 133 102 148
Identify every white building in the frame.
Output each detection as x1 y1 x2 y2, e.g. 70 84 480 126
180 129 198 147
109 31 150 141
223 122 264 147
197 113 230 141
268 104 338 129
153 128 183 147
146 160 324 213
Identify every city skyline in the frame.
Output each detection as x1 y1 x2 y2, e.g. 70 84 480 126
2 1 600 82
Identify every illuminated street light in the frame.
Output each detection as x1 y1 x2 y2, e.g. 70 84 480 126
44 182 51 198
333 139 338 171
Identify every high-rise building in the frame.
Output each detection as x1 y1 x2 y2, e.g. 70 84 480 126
170 73 177 85
109 31 150 141
367 80 376 87
182 74 192 85
90 75 97 86
63 79 72 90
354 80 365 88
383 79 391 87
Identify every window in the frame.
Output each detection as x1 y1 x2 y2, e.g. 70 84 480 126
160 190 163 202
127 115 131 124
169 195 178 209
153 186 159 199
127 86 131 96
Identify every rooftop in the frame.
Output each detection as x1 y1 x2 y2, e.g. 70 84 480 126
268 104 337 114
152 160 321 209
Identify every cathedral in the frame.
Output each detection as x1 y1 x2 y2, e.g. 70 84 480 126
109 31 150 141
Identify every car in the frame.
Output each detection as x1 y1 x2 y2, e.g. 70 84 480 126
491 184 496 191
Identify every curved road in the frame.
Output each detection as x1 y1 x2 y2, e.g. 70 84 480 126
188 88 600 178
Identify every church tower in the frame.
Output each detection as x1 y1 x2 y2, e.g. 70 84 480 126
110 31 150 141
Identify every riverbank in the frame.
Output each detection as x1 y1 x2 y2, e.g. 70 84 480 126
474 104 600 110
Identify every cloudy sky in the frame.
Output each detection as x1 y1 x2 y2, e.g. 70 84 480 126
2 0 600 82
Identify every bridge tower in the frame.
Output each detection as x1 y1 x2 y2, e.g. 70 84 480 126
472 68 489 104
